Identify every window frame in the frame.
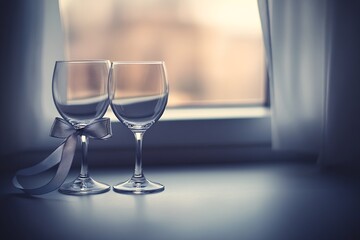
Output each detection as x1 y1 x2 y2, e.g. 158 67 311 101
33 0 271 154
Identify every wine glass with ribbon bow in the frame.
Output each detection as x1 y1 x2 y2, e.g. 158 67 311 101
12 60 112 195
52 60 111 195
110 61 168 194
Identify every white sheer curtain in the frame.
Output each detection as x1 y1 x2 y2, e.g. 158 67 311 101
0 0 63 155
0 0 44 155
258 0 360 166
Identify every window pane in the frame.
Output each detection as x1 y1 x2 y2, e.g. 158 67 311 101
59 0 265 107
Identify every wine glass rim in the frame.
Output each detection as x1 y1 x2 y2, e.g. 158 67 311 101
112 61 165 65
55 59 110 64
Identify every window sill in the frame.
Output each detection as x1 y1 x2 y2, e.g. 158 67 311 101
98 106 271 149
32 106 271 153
105 106 270 121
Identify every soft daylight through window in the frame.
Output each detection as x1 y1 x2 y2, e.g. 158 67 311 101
59 0 265 107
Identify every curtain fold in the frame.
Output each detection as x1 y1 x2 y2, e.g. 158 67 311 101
0 0 63 156
258 0 360 165
319 0 360 166
0 1 44 155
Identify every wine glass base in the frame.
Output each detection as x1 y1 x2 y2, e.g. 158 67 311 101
59 176 110 195
113 177 164 195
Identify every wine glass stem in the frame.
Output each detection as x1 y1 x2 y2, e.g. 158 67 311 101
133 132 144 178
80 135 89 178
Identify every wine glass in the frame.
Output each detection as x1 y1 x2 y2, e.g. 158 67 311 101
110 61 169 194
52 60 111 195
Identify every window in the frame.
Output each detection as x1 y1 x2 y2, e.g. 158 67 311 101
59 0 265 107
36 0 270 152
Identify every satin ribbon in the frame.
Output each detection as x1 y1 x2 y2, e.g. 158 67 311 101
13 117 112 195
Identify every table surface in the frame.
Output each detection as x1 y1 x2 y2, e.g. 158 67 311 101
1 161 360 240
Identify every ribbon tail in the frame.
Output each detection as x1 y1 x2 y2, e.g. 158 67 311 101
13 134 77 195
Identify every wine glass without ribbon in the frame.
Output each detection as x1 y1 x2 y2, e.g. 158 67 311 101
52 60 111 195
110 61 169 194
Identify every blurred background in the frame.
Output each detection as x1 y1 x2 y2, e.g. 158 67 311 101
59 0 265 107
0 0 267 157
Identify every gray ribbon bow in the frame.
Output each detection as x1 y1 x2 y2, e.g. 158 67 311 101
13 117 112 195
